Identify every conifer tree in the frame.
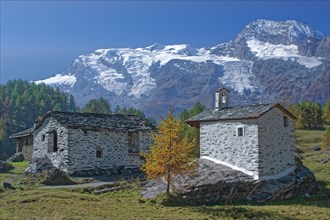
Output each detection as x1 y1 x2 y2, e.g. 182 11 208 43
311 102 323 129
322 126 330 148
141 110 195 195
81 97 111 114
323 100 330 125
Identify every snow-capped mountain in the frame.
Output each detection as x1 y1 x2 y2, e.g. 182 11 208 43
35 19 329 116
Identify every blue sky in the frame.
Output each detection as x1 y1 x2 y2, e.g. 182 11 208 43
1 1 329 83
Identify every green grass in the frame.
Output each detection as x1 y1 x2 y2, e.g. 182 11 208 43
0 130 329 220
0 161 29 185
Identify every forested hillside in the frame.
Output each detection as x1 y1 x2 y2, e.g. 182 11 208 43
0 80 76 159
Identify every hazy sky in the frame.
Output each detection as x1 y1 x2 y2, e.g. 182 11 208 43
1 1 329 83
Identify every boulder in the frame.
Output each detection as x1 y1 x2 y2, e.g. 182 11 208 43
319 158 329 163
312 146 321 151
25 157 54 174
0 161 15 173
3 182 15 190
141 158 317 203
41 168 75 185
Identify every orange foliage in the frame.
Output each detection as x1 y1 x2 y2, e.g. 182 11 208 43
141 110 196 195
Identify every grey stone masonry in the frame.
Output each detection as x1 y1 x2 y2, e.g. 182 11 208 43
22 145 33 161
187 102 296 181
28 111 155 176
10 127 34 161
33 117 69 172
200 119 259 178
257 107 295 179
66 128 152 175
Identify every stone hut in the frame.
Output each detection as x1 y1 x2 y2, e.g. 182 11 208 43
10 127 34 161
14 111 155 176
186 88 297 180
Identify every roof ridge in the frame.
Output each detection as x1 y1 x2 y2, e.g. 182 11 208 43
186 102 295 127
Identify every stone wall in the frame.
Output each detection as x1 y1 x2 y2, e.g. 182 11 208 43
22 145 33 161
257 108 296 179
33 117 69 172
32 117 153 175
199 107 296 180
16 136 33 161
200 119 259 178
66 128 153 175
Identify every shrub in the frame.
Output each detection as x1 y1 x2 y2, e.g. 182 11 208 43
0 161 15 173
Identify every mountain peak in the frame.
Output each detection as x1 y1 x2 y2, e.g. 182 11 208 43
35 19 329 115
145 43 165 51
238 19 325 44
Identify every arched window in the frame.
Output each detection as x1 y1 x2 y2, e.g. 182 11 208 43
221 93 226 104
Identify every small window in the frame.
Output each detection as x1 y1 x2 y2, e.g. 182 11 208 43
25 138 29 145
236 126 244 137
96 149 103 158
42 134 45 141
284 116 288 127
128 132 139 153
83 130 88 136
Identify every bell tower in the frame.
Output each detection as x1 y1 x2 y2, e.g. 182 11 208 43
215 88 230 110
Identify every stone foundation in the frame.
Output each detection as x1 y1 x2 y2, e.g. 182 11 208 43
71 166 142 177
141 158 317 203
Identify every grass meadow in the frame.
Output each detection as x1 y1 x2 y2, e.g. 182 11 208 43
0 130 329 220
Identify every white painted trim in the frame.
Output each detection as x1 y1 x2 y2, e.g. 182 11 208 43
215 92 219 109
201 156 259 180
259 166 296 180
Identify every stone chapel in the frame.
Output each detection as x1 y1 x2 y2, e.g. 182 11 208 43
186 88 297 180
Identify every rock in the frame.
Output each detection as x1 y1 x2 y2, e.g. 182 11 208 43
312 146 321 151
319 158 329 163
295 147 304 153
41 168 75 185
303 193 311 198
295 154 304 160
25 157 54 174
0 161 15 173
141 159 317 203
3 182 15 190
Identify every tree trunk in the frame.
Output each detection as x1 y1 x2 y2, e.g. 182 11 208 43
166 170 171 195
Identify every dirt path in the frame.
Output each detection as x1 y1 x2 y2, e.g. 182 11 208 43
40 181 115 189
40 173 144 189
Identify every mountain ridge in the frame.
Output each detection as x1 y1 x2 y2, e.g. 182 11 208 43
35 19 330 117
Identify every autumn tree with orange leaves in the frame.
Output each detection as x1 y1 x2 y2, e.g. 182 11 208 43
141 110 196 195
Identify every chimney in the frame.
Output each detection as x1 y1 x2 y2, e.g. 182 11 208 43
215 88 230 110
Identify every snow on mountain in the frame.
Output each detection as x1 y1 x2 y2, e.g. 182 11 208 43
219 61 257 94
37 44 244 98
35 74 76 87
35 19 329 115
239 19 325 43
247 38 323 68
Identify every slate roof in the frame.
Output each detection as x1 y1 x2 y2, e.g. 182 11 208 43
10 127 34 138
186 103 296 127
37 111 156 131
